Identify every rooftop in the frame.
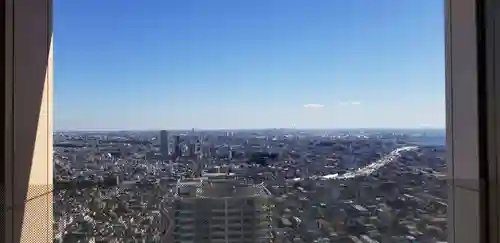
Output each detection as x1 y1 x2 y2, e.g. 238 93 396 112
175 178 271 199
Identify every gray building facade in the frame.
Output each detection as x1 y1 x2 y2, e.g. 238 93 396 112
165 179 273 243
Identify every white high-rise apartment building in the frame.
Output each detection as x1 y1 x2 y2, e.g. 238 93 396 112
162 178 273 243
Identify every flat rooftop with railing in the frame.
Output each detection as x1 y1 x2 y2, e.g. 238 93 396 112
175 178 271 199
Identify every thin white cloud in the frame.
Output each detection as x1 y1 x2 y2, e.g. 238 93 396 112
303 104 325 108
339 101 362 105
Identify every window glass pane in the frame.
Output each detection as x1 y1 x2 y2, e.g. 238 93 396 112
53 1 446 242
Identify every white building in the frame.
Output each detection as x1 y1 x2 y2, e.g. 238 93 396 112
162 178 273 243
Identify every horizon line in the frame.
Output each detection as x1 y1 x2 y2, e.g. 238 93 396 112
54 127 445 132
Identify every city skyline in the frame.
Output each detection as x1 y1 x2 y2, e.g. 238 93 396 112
54 0 444 130
53 128 446 133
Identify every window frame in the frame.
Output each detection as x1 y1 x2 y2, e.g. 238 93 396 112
446 0 499 242
3 0 498 243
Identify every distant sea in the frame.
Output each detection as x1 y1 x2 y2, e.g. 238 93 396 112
404 128 445 146
340 128 446 146
408 135 445 146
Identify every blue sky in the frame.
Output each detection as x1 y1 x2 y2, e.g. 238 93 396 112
54 0 444 130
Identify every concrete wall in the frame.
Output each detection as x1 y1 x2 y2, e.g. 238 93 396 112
4 0 53 242
446 0 500 243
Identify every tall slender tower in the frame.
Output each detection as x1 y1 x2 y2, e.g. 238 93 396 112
160 130 169 160
174 135 182 159
228 145 233 160
188 143 196 158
